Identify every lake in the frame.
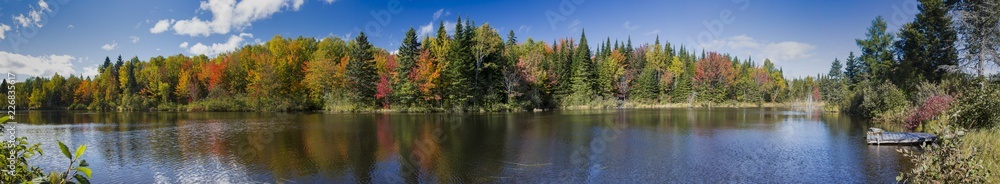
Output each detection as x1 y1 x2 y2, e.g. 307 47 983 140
13 108 912 183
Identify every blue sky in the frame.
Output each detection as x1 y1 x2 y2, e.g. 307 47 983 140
0 0 922 78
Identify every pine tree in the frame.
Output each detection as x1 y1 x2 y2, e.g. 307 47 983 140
828 58 843 79
844 51 862 85
443 17 472 108
101 57 112 71
569 29 595 104
856 16 896 83
895 0 957 84
395 28 421 107
347 32 378 108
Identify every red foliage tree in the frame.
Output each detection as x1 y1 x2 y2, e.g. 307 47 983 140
812 86 821 102
376 75 392 108
693 52 735 102
752 68 772 86
693 52 735 88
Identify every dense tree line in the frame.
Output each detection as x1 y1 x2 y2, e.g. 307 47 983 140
4 17 812 112
812 0 1000 130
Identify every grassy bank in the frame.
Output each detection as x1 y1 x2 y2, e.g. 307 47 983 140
962 128 1000 183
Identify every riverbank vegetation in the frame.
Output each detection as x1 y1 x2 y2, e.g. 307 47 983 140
802 0 998 182
1 116 92 183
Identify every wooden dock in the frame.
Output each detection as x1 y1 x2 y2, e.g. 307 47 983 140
867 128 937 145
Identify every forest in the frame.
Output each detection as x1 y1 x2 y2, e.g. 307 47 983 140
1 17 826 112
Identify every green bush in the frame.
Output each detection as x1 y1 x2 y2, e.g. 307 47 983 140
846 80 910 119
898 127 990 183
911 81 947 106
952 83 1000 129
0 136 44 183
1 116 93 183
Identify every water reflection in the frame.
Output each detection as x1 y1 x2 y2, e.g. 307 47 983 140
15 108 909 183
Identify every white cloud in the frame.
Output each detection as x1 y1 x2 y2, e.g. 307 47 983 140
0 24 10 40
644 29 660 36
698 34 817 64
172 17 212 37
150 19 173 33
0 51 77 77
179 42 189 48
12 0 52 28
158 0 305 37
623 21 639 31
81 64 100 78
443 21 457 35
101 41 118 51
433 9 450 20
187 33 253 56
38 0 49 10
762 41 816 61
324 0 336 4
726 35 762 50
417 22 433 39
130 36 140 43
66 24 74 29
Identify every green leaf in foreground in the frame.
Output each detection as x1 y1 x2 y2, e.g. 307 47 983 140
58 141 71 159
76 167 92 178
75 144 87 159
75 174 91 184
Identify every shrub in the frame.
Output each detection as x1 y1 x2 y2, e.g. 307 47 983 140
898 127 990 183
0 136 44 183
847 80 910 119
952 83 1000 129
1 117 92 183
905 95 953 131
911 81 947 106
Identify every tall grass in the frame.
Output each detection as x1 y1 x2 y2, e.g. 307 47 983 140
962 128 1000 183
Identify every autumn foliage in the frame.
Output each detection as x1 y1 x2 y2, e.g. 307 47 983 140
9 17 802 112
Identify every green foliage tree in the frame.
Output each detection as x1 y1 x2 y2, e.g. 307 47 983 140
347 32 378 109
856 16 897 83
568 29 595 104
844 51 863 86
395 28 421 108
896 0 958 86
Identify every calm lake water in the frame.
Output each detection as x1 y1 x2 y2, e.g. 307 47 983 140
13 108 912 183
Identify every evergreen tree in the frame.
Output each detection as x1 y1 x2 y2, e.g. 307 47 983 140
101 57 112 71
347 32 378 108
443 17 472 108
844 51 862 85
569 29 595 104
856 16 896 83
828 58 843 79
395 28 421 107
895 0 958 84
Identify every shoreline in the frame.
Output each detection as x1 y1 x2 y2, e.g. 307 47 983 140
16 101 830 113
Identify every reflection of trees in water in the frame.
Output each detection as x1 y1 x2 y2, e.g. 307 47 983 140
20 109 909 183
